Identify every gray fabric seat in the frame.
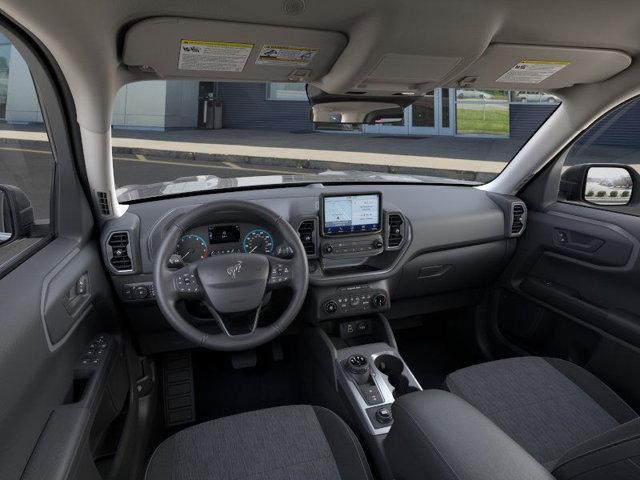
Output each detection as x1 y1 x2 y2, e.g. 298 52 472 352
445 356 638 469
145 405 373 480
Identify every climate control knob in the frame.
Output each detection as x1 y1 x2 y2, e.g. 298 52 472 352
324 244 334 254
372 294 387 308
324 300 338 314
373 239 384 249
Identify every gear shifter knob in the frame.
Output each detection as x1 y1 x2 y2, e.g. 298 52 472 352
345 354 371 384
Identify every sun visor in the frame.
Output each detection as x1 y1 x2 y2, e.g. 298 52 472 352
122 17 347 83
449 44 631 90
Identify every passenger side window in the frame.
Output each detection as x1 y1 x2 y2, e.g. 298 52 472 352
559 97 640 215
0 33 55 266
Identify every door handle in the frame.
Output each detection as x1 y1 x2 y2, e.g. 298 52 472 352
63 272 91 317
554 229 604 253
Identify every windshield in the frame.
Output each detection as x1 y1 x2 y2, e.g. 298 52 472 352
111 81 560 202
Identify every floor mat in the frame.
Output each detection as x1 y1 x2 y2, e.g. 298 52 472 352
192 340 306 422
394 311 485 389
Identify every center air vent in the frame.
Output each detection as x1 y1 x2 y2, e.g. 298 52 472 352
387 213 405 248
107 231 133 272
511 203 527 236
298 220 316 256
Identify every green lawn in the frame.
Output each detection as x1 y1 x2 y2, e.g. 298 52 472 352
456 105 509 136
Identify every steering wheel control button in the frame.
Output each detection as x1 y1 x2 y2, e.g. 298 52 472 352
269 262 291 286
175 273 200 295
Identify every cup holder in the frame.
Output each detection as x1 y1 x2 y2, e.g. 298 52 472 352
374 354 420 398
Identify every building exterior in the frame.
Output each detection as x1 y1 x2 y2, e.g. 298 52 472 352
3 33 640 145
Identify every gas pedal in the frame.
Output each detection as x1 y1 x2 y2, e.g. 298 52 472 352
162 352 196 428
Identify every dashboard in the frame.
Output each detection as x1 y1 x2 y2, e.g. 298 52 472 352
100 183 527 354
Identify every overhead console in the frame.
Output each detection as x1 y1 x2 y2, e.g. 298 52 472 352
122 17 347 83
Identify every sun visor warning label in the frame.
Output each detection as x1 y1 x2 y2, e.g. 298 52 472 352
178 40 253 72
496 60 570 84
256 45 318 66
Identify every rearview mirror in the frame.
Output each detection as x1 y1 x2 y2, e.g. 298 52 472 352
0 185 34 245
306 85 420 125
584 167 633 206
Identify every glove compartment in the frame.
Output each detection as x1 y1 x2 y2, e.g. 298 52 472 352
394 240 511 299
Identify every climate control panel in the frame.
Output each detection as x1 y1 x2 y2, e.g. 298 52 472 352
320 284 389 319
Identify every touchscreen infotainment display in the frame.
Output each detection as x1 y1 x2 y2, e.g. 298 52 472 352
322 194 381 235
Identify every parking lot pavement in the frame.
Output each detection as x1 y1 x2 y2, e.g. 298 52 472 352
0 127 513 182
0 146 320 219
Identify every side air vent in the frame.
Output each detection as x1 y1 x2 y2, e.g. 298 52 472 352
511 203 527 236
298 220 316 256
107 231 133 272
387 213 405 248
96 191 111 216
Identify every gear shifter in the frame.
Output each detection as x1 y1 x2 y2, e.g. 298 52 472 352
345 354 371 384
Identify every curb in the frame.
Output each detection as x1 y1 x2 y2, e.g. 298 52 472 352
0 137 496 183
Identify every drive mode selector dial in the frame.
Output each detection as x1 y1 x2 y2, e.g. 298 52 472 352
346 354 369 375
345 354 371 385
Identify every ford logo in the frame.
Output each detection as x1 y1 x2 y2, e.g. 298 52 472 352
225 260 243 280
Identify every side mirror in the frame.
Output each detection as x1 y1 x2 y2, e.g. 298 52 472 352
584 166 633 206
0 185 34 245
560 164 637 207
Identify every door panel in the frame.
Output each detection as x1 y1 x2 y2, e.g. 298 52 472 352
0 238 121 479
0 21 134 480
493 201 640 409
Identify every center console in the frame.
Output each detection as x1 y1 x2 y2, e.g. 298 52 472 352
304 315 422 479
337 343 422 435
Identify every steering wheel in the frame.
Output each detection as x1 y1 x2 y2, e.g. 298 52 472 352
153 200 309 351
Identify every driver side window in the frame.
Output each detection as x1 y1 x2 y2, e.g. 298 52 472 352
0 33 55 270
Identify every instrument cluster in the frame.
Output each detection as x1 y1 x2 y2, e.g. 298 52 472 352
174 224 278 264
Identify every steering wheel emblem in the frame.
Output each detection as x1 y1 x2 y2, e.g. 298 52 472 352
225 260 243 280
